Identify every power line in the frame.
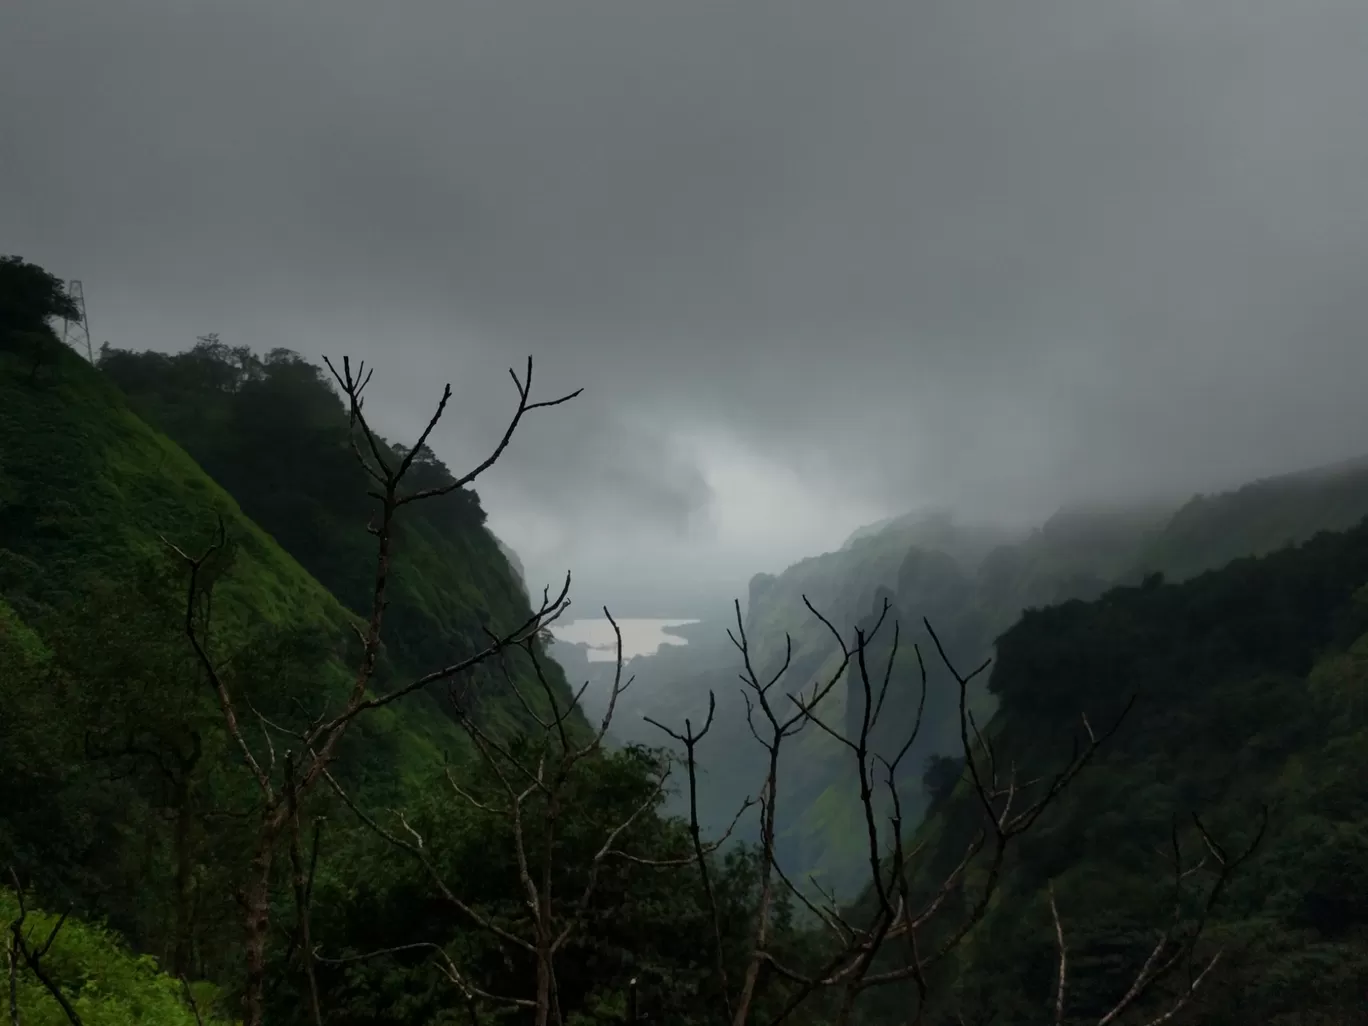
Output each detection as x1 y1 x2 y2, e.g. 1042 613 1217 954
60 280 94 362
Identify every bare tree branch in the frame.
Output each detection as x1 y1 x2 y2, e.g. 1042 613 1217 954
179 976 206 1026
161 520 272 799
644 690 743 1022
1050 882 1067 1026
5 869 83 1026
161 355 578 1026
315 941 534 1014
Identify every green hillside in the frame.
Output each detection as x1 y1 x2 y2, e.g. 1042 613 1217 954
0 266 582 1012
0 329 336 993
96 337 563 716
1 885 234 1026
859 519 1368 1024
0 320 506 785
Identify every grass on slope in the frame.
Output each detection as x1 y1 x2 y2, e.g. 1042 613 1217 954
2 888 235 1026
0 338 462 792
97 340 577 730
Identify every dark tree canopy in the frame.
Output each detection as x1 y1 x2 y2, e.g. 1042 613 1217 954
0 254 79 336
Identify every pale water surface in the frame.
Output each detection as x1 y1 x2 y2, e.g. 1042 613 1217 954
552 618 700 662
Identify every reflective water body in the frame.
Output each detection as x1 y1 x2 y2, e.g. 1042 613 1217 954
551 618 700 662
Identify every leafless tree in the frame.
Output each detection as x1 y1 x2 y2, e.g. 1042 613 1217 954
638 593 1267 1026
641 597 1136 1026
319 572 1261 1026
163 356 580 1026
320 612 752 1026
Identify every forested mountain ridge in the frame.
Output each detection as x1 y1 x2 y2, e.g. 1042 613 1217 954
545 502 1368 1022
750 452 1368 681
1134 452 1368 582
861 518 1368 1024
601 454 1368 899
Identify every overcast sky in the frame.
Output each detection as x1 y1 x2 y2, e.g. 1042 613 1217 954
6 0 1368 616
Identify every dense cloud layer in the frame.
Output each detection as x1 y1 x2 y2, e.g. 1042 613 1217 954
6 0 1368 614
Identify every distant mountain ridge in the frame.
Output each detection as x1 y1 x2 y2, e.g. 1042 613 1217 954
839 507 1013 555
606 448 1368 896
860 513 1368 1023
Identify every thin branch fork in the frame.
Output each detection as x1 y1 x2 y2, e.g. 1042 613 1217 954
640 597 888 1026
161 520 273 800
744 610 1140 1026
728 597 842 1026
315 941 533 1012
640 597 1104 1026
320 766 535 955
644 689 746 1022
309 572 572 751
6 868 84 1026
770 608 925 1024
1047 805 1267 1026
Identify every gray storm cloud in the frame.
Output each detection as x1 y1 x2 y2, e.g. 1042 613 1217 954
5 0 1368 614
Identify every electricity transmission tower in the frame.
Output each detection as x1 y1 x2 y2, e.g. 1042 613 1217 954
61 280 94 362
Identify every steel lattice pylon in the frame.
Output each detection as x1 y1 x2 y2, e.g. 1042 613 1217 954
61 279 94 362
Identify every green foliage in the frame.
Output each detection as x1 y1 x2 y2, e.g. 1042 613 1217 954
98 338 548 687
2 335 383 819
921 753 963 807
0 254 79 335
716 460 1368 896
280 745 803 1026
0 254 83 385
2 889 235 1026
862 520 1368 1024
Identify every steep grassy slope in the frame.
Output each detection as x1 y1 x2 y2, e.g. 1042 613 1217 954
1 886 234 1026
0 328 578 991
857 520 1368 1024
0 336 470 782
97 338 571 731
